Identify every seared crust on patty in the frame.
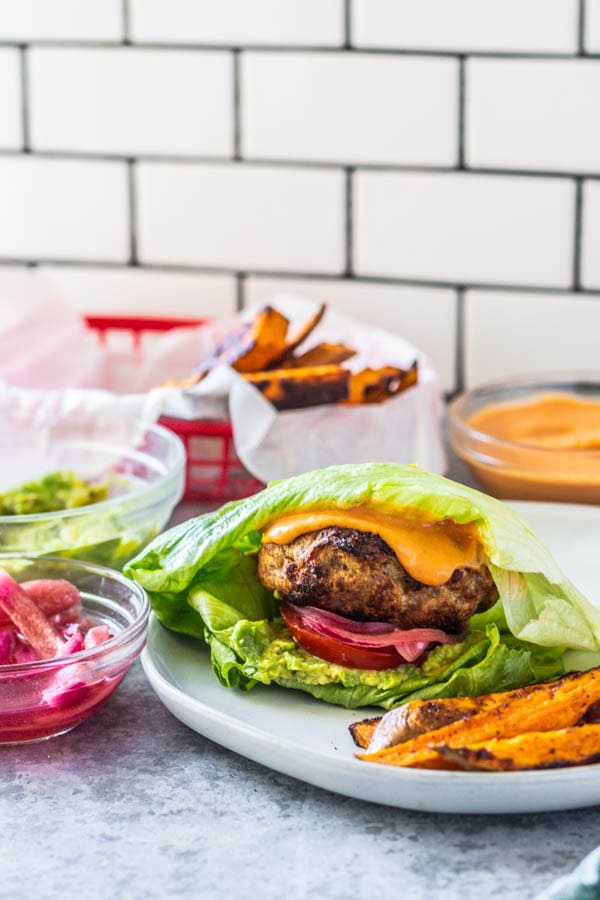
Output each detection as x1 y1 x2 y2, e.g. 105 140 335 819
257 526 498 634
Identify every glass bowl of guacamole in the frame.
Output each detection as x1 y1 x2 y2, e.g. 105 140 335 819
0 422 185 569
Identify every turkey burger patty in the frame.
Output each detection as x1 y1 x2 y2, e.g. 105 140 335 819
257 526 498 634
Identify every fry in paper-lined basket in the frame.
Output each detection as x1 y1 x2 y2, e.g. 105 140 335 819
282 342 357 368
244 365 350 411
163 302 420 409
347 362 418 404
244 362 418 410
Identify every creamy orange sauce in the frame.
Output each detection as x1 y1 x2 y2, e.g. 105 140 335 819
261 508 482 587
465 393 600 503
469 394 600 450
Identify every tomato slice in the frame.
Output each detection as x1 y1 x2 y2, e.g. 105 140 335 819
280 603 402 670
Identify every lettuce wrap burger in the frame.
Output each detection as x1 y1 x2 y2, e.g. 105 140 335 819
126 464 600 709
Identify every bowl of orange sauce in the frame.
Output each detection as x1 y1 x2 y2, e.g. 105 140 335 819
448 374 600 503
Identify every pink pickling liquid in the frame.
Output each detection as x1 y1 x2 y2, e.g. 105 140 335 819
0 669 125 743
0 613 118 743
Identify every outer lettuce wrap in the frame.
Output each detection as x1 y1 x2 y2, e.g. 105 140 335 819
126 464 600 709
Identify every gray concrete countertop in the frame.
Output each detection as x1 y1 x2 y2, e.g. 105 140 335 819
4 449 599 900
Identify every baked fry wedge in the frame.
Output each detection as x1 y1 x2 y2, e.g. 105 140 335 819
349 717 382 750
244 365 350 410
283 342 357 368
346 362 418 404
176 306 291 386
268 303 326 368
350 680 562 752
358 668 600 769
435 724 600 771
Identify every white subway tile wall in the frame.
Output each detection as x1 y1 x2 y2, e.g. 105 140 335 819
242 53 458 165
352 0 578 53
465 291 600 386
129 0 343 46
29 48 233 156
0 1 123 42
467 59 600 173
355 172 574 287
0 157 128 261
136 163 345 272
37 267 238 317
0 50 22 149
0 2 597 391
581 180 600 289
586 0 600 52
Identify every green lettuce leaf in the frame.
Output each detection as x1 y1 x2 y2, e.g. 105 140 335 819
126 464 600 709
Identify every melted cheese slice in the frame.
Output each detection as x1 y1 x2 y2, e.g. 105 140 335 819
261 508 482 587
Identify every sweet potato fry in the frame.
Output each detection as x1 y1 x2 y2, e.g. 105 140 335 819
268 304 326 368
435 725 600 771
244 365 350 410
351 680 566 752
349 717 382 750
365 695 505 753
283 343 357 368
185 307 290 384
346 361 418 404
358 668 600 769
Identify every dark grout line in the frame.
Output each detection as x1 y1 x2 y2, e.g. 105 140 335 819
236 273 246 311
1 40 599 58
457 56 466 169
19 46 30 153
233 49 242 160
344 0 352 50
344 168 354 277
454 289 466 393
126 160 138 265
573 178 584 290
122 0 131 45
579 0 587 54
2 148 600 181
3 257 600 297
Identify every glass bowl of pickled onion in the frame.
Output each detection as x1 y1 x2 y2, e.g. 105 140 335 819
0 555 149 744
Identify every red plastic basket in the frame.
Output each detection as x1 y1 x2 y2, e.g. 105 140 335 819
85 315 263 503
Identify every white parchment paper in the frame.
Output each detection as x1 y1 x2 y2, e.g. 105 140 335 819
0 276 445 486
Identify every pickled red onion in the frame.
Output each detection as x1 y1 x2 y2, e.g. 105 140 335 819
281 602 460 663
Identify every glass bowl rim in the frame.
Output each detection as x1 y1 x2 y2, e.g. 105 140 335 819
0 554 149 673
0 420 185 525
449 371 600 455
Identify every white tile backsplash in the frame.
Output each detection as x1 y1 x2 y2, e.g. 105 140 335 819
0 50 22 150
352 0 578 53
0 0 123 41
0 157 128 261
242 52 457 166
355 171 574 287
0 1 597 394
465 290 600 386
586 0 600 51
37 267 237 317
136 163 345 273
246 277 457 390
129 0 343 46
29 48 233 157
581 181 600 290
467 60 600 174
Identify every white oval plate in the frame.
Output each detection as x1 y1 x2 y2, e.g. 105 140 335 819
142 501 600 814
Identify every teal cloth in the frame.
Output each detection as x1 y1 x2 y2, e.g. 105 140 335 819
537 847 600 899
